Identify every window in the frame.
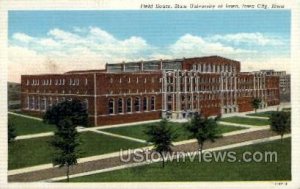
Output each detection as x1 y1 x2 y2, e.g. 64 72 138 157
35 97 40 110
26 96 30 109
108 99 114 114
126 98 132 113
83 99 88 110
49 97 53 107
143 97 148 111
150 96 155 110
134 97 140 112
29 96 34 109
118 98 123 113
41 97 46 111
167 95 172 101
167 104 172 111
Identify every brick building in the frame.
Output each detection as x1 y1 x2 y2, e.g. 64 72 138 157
260 70 290 102
21 56 280 126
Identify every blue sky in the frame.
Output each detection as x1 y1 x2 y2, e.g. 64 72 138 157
8 10 291 82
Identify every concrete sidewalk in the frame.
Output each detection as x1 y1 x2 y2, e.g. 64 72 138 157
48 134 291 182
8 129 282 182
8 111 43 121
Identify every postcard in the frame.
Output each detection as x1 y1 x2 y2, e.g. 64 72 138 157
0 0 299 188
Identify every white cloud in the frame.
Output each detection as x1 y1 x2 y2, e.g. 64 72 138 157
208 33 283 46
240 57 290 73
38 38 61 48
8 29 289 82
168 34 253 58
12 33 34 43
89 27 117 43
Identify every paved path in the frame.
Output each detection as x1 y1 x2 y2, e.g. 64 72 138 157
15 132 54 140
218 121 269 128
243 115 270 120
48 134 291 182
88 129 147 144
8 126 265 176
8 129 282 182
8 111 43 121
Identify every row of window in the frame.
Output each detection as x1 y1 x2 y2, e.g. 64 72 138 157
26 96 88 111
166 76 267 85
108 89 159 94
166 102 220 111
108 96 155 114
26 78 88 86
26 89 87 95
192 63 237 73
166 76 221 84
109 77 161 84
166 85 221 92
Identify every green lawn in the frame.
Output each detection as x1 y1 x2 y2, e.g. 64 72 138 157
103 122 245 142
246 111 276 118
220 116 270 126
69 138 291 182
8 114 56 136
282 108 291 112
8 131 147 170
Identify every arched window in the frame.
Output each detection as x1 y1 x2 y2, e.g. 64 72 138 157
143 97 148 111
118 98 123 113
134 97 140 112
150 96 155 110
108 99 114 114
126 98 132 113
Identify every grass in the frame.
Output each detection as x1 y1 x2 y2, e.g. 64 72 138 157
69 138 291 182
8 114 56 136
8 131 147 170
103 122 245 142
220 116 270 126
246 111 276 118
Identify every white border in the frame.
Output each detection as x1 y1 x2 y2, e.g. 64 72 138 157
0 0 299 188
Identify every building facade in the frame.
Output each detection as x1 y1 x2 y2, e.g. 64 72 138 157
21 56 281 126
260 70 290 102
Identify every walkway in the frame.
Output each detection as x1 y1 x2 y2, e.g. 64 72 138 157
8 129 284 182
8 111 43 121
48 134 291 182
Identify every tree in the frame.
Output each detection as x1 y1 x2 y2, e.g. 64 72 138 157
270 111 291 142
251 98 262 113
51 118 80 182
145 119 177 168
43 99 89 126
43 99 88 182
8 119 16 143
185 112 221 154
